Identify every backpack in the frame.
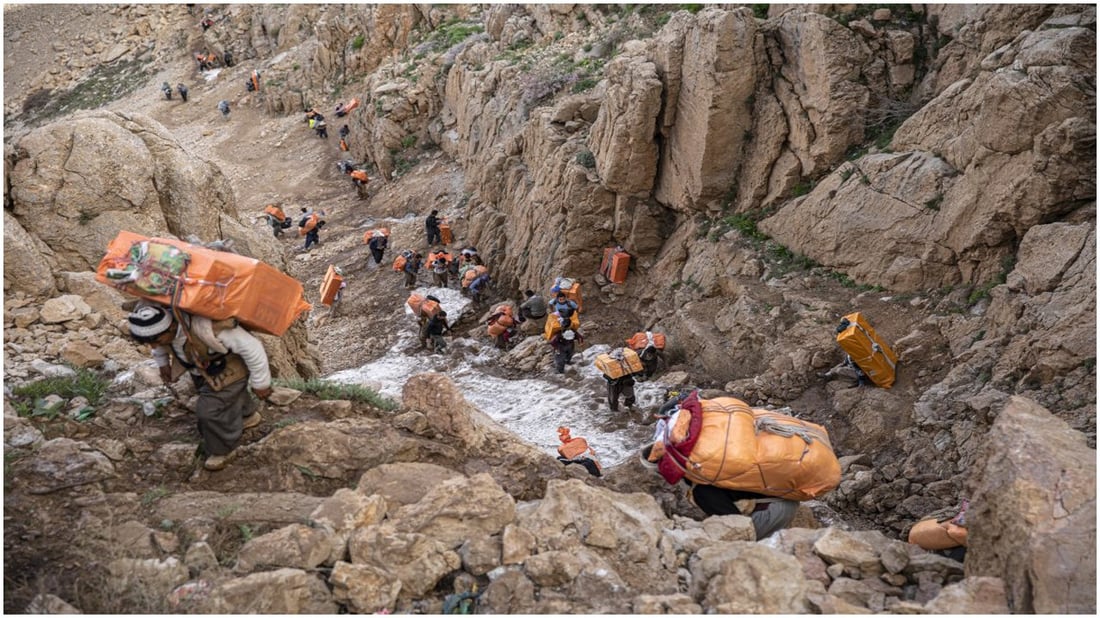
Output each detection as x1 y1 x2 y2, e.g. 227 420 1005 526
393 249 413 272
835 313 898 388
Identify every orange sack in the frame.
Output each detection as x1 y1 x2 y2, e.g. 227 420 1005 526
671 397 841 501
96 230 310 336
908 518 968 550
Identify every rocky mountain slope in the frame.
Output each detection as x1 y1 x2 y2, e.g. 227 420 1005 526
3 3 1095 614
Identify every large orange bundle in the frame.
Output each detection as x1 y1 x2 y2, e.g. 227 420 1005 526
627 331 666 351
672 397 840 501
264 204 286 220
461 265 489 288
908 518 968 550
487 304 515 337
543 311 581 340
362 228 390 244
836 312 898 388
593 348 644 380
96 230 310 336
319 265 344 307
405 293 441 319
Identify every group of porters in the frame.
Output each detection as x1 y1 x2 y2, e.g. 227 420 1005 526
94 231 919 530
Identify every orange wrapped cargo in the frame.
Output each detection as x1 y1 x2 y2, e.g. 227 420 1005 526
439 221 453 245
264 204 287 220
670 397 840 501
836 312 898 388
543 311 581 341
600 247 630 284
908 518 968 550
487 304 515 337
627 331 666 351
362 228 390 244
593 348 645 380
551 277 583 313
319 265 344 307
96 230 310 336
405 293 441 319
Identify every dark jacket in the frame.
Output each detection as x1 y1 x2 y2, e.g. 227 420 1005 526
368 235 388 251
425 214 440 232
425 315 450 336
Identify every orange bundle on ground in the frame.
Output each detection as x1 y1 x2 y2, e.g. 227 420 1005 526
836 312 898 388
627 331 666 351
593 348 644 380
600 247 630 284
319 265 344 307
96 230 310 336
670 397 840 501
439 221 453 245
343 98 360 114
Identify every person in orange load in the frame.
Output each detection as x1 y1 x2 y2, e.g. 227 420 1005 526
350 169 369 199
128 303 270 471
556 427 602 477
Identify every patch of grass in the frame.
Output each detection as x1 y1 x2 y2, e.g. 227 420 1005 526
273 418 298 429
393 154 416 177
216 504 240 519
295 464 318 480
142 487 170 506
752 4 769 19
238 524 254 543
351 34 365 50
571 76 599 93
840 168 855 182
575 150 596 168
429 20 484 51
721 212 769 243
18 57 150 126
274 378 398 410
791 180 814 197
11 368 109 418
924 193 943 211
400 134 418 149
292 63 300 71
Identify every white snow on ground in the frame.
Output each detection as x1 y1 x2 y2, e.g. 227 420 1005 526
327 294 674 466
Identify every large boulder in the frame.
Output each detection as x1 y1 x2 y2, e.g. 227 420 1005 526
387 473 516 547
965 396 1096 613
588 49 662 197
689 541 811 613
204 568 337 613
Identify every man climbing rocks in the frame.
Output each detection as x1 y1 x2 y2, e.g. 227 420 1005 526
176 83 189 102
686 482 799 540
424 310 452 353
425 210 442 246
403 250 422 289
368 231 388 265
300 210 325 251
548 328 582 374
218 100 230 119
128 303 270 471
350 169 369 199
161 81 173 100
314 120 328 139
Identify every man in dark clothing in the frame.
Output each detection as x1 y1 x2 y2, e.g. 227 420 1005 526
548 329 581 373
368 233 388 265
161 82 173 100
315 121 328 139
177 83 189 102
218 100 230 119
424 311 452 353
606 373 636 412
223 49 234 67
425 210 442 246
687 482 799 540
339 124 350 140
403 251 422 289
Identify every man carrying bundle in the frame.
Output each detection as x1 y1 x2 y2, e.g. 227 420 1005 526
127 303 271 471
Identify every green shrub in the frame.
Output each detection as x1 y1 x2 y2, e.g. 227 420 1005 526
400 135 418 149
752 4 769 19
12 368 109 418
791 180 814 197
575 150 596 168
275 378 397 410
571 77 599 93
924 193 943 210
351 34 365 50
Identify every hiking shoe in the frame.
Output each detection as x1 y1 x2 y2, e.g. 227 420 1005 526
204 454 231 471
243 412 262 429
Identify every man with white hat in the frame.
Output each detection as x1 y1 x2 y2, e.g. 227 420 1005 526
128 303 272 471
548 328 582 374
